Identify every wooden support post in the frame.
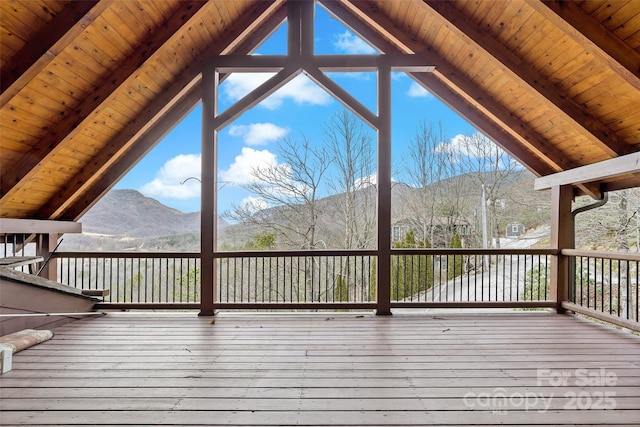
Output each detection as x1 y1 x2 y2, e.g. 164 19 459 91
550 185 573 313
376 64 392 316
199 67 217 316
36 233 58 280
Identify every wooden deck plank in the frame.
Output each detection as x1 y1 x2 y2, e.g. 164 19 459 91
0 312 638 426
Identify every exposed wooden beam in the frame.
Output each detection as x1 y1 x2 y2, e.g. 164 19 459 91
377 62 392 316
0 218 81 234
61 79 202 221
534 152 640 190
58 4 288 220
528 0 640 91
41 1 287 220
304 67 378 129
338 0 600 198
0 0 109 107
336 1 569 176
423 0 634 158
550 185 573 312
212 66 300 131
0 1 207 199
326 0 414 54
213 53 435 72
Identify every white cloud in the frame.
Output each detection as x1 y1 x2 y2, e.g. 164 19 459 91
219 147 279 186
354 174 377 189
334 31 377 54
353 174 400 189
239 196 270 214
437 134 506 159
228 123 288 146
407 81 432 98
221 73 332 110
139 154 201 199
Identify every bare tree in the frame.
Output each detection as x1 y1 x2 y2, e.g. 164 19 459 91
399 120 468 247
324 109 376 249
455 131 520 248
225 134 331 250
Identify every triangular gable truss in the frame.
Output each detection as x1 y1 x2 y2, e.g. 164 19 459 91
1 0 639 222
198 0 435 315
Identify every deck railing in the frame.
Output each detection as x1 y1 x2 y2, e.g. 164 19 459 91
52 249 555 310
55 252 201 308
390 249 555 308
562 249 640 329
0 233 36 273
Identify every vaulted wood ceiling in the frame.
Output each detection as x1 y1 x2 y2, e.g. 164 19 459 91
1 0 639 221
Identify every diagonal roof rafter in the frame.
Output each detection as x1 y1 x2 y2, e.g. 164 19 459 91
36 0 288 220
0 0 208 200
336 0 601 197
0 0 109 106
527 0 640 91
55 1 290 221
422 0 634 158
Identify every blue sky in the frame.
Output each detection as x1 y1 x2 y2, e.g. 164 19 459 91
115 5 475 214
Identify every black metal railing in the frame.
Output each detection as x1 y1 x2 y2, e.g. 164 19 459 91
390 249 554 306
217 251 376 304
55 252 200 304
564 249 640 326
52 249 555 309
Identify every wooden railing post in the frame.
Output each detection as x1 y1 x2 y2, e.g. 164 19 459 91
36 233 58 280
376 63 392 316
199 66 216 317
550 185 573 313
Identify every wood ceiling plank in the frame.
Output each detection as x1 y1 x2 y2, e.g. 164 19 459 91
600 104 640 135
0 1 108 107
0 1 51 40
95 13 137 54
82 19 130 64
491 0 530 41
30 74 82 107
529 0 640 90
42 53 98 93
407 3 428 37
0 0 207 201
590 0 629 24
424 0 634 158
535 38 582 78
606 0 640 32
576 80 639 118
512 18 557 59
578 1 604 15
613 12 640 44
71 33 120 72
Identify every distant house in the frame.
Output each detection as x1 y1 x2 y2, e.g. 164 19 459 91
392 216 472 247
506 222 526 238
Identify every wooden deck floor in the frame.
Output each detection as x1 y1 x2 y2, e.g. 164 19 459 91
1 311 639 426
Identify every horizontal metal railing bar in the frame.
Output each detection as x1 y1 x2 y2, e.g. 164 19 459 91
391 301 556 309
393 248 557 255
210 302 378 310
561 249 640 262
54 252 199 259
214 249 378 258
95 303 201 310
55 248 557 259
562 301 640 332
